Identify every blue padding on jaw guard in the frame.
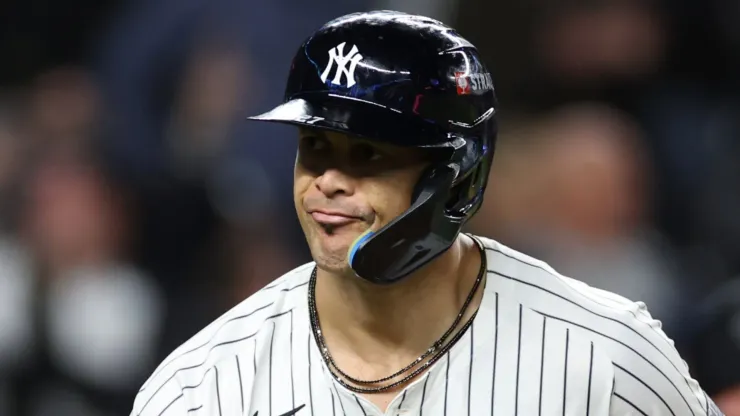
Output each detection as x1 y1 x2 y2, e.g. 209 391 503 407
348 230 375 266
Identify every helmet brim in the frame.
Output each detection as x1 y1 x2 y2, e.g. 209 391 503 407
248 97 347 132
247 95 455 148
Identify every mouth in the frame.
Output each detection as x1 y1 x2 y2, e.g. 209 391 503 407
310 211 359 227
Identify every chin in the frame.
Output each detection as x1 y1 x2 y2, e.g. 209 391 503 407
303 220 371 275
316 259 353 275
312 250 354 274
308 238 354 274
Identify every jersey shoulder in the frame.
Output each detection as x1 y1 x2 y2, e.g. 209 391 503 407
475 235 713 415
477 234 671 335
131 262 314 413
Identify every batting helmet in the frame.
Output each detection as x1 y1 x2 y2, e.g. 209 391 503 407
248 10 498 284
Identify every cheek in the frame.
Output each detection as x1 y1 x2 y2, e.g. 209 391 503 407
293 168 312 200
293 173 314 219
367 171 420 223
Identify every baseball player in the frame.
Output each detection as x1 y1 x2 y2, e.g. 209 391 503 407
130 10 722 416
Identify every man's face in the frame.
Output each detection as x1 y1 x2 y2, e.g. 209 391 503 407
294 128 429 274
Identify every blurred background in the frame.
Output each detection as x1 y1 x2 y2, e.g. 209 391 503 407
0 0 739 414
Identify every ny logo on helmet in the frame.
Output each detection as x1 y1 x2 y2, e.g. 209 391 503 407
320 42 363 88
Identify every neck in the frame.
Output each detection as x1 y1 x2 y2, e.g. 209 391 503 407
314 234 484 368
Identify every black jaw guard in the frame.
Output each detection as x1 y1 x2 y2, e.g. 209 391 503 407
348 163 463 284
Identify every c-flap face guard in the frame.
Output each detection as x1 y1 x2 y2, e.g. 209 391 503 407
349 163 462 284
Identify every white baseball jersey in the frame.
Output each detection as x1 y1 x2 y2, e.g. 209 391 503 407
130 236 722 416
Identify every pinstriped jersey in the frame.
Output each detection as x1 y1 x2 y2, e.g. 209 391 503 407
130 236 722 416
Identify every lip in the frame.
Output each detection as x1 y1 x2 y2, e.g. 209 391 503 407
310 210 359 225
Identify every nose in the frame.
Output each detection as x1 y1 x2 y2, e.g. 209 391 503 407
314 168 355 198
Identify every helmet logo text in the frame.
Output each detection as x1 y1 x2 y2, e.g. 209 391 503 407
295 115 325 125
320 42 363 88
455 72 493 95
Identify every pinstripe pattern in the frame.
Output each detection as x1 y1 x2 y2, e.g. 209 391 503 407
130 237 720 416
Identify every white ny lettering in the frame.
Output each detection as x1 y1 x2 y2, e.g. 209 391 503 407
320 42 363 88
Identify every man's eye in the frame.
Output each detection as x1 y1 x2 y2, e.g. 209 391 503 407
354 145 384 162
370 149 384 161
366 149 383 161
302 136 328 151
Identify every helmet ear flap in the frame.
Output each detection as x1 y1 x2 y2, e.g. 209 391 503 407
427 134 494 217
446 148 493 217
445 167 479 213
